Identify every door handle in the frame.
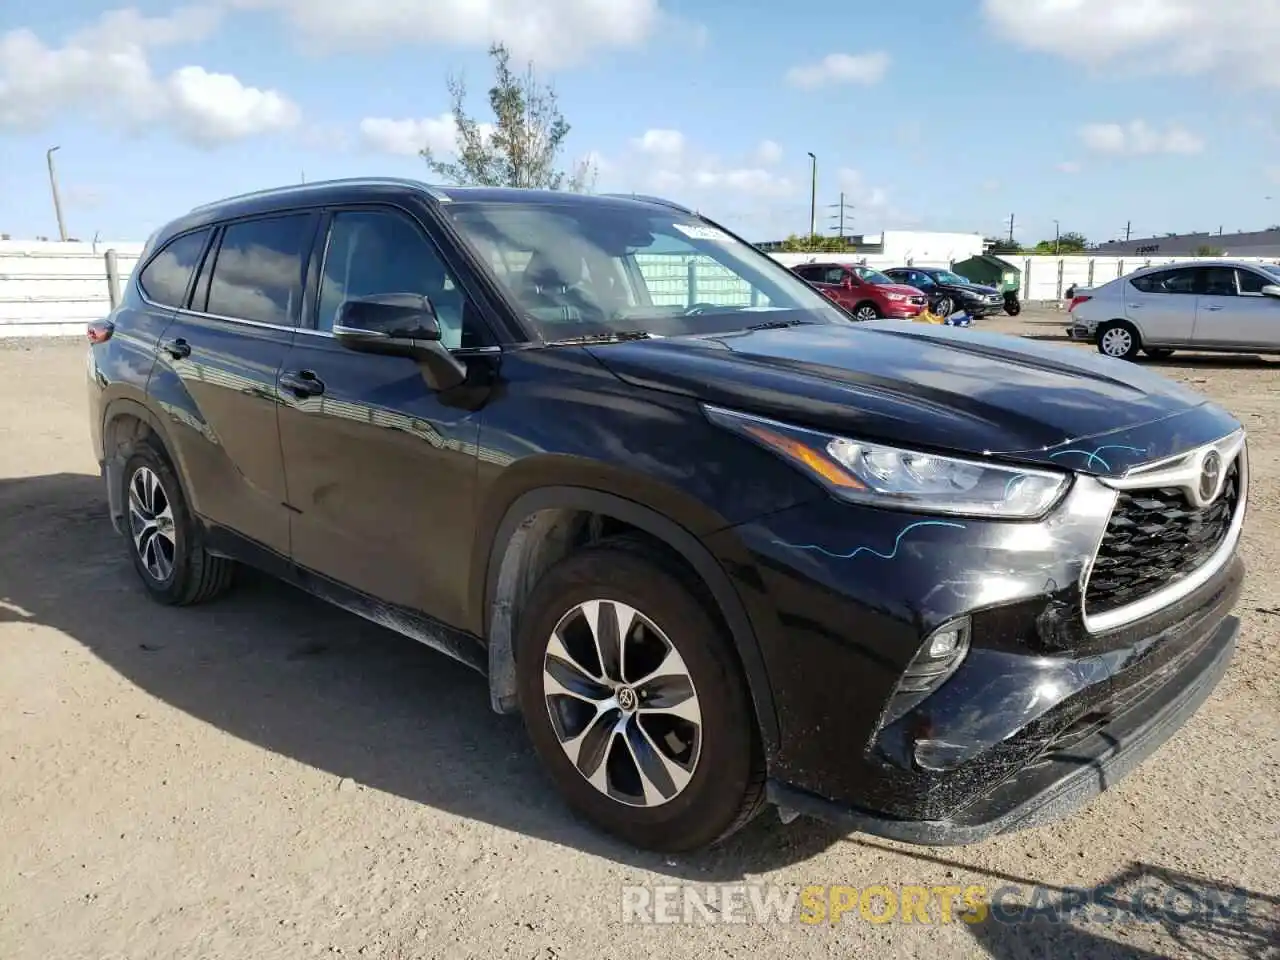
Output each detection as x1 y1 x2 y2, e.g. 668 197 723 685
279 370 325 398
1204 305 1223 311
163 337 190 359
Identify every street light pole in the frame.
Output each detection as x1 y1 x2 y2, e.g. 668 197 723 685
46 146 67 242
1053 219 1060 256
807 152 817 241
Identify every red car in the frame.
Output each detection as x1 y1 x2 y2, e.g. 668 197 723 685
791 262 928 321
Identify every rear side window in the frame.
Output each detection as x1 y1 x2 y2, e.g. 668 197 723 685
137 229 211 308
820 267 846 284
206 215 314 326
1130 268 1197 294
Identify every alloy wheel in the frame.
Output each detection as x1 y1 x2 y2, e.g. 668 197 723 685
542 599 703 808
854 305 879 322
128 465 176 582
1101 326 1133 357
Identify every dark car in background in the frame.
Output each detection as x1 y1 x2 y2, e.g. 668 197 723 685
790 262 928 321
88 178 1247 853
883 266 1006 318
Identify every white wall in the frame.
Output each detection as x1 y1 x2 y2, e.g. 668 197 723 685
0 240 143 337
3 237 1279 337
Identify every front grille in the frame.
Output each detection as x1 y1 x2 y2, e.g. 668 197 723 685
1086 459 1240 615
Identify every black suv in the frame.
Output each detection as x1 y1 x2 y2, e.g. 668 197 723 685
883 266 1006 318
88 179 1247 853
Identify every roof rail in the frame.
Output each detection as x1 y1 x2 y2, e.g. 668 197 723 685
187 177 449 214
600 193 695 215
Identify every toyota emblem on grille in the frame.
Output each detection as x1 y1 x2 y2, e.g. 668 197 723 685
1196 450 1223 506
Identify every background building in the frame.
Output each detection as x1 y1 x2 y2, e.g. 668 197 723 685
1094 228 1280 258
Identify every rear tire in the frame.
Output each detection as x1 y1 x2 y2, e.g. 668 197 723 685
515 537 764 852
121 442 235 605
1004 300 1021 316
1097 320 1141 360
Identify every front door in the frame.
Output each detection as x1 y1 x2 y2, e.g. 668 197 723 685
1192 266 1280 349
276 205 492 628
147 212 319 556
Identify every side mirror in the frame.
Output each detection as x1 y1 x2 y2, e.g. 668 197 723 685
1262 284 1280 299
333 293 467 391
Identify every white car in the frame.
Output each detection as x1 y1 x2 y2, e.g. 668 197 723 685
1068 259 1280 360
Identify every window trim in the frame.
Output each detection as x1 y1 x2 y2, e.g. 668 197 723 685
1129 266 1199 296
135 226 216 310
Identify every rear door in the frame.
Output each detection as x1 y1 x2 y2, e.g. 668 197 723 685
147 211 319 556
276 204 494 628
1123 266 1198 344
1192 266 1280 349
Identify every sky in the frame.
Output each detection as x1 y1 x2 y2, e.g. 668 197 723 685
1 0 1278 246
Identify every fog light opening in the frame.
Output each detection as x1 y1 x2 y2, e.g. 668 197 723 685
883 616 972 726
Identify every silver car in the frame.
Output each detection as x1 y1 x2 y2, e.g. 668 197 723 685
1068 259 1280 359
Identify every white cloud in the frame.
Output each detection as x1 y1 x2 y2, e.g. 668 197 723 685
1266 166 1280 184
229 0 667 68
785 51 890 89
752 139 783 166
361 114 465 156
633 128 685 156
983 0 1280 88
836 168 890 211
0 7 299 145
1079 120 1204 155
1057 160 1082 173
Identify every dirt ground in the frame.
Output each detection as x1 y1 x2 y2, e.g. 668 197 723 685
1 310 1277 960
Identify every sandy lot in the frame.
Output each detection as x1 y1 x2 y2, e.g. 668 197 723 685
1 311 1277 960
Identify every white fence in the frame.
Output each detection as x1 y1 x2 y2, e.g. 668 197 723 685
0 240 143 337
4 238 1280 338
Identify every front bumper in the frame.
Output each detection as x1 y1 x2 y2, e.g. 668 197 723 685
962 298 1005 317
882 302 926 319
768 608 1238 844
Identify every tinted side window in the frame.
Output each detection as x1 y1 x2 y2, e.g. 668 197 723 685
1130 268 1197 294
793 266 819 281
316 209 477 348
820 267 846 284
1201 267 1237 297
1237 269 1270 295
137 229 211 308
206 215 313 326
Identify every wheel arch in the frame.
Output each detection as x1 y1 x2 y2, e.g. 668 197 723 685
482 485 780 755
100 398 185 535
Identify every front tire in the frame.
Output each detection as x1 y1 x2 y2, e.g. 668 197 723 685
515 538 764 852
852 302 881 322
122 442 234 605
934 296 954 318
1097 320 1141 360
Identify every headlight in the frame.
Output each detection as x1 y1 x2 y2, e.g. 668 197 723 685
704 406 1069 518
884 292 907 302
959 289 983 299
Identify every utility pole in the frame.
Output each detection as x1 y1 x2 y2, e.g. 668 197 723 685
827 192 856 238
806 152 817 240
46 146 67 242
1007 213 1015 244
1054 219 1061 255
1125 221 1131 241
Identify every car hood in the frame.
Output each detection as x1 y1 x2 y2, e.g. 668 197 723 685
944 282 1000 296
877 284 926 298
586 320 1239 477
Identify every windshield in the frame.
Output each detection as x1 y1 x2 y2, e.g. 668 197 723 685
443 201 850 341
931 270 971 285
853 266 894 285
1258 263 1280 281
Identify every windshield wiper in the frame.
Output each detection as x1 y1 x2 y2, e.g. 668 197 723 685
744 318 814 331
546 329 654 345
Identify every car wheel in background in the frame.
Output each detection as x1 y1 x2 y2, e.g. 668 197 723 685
853 303 881 322
934 296 954 318
515 536 764 852
1097 321 1141 360
122 442 235 605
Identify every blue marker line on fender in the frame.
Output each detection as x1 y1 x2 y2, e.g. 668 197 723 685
1048 444 1146 472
